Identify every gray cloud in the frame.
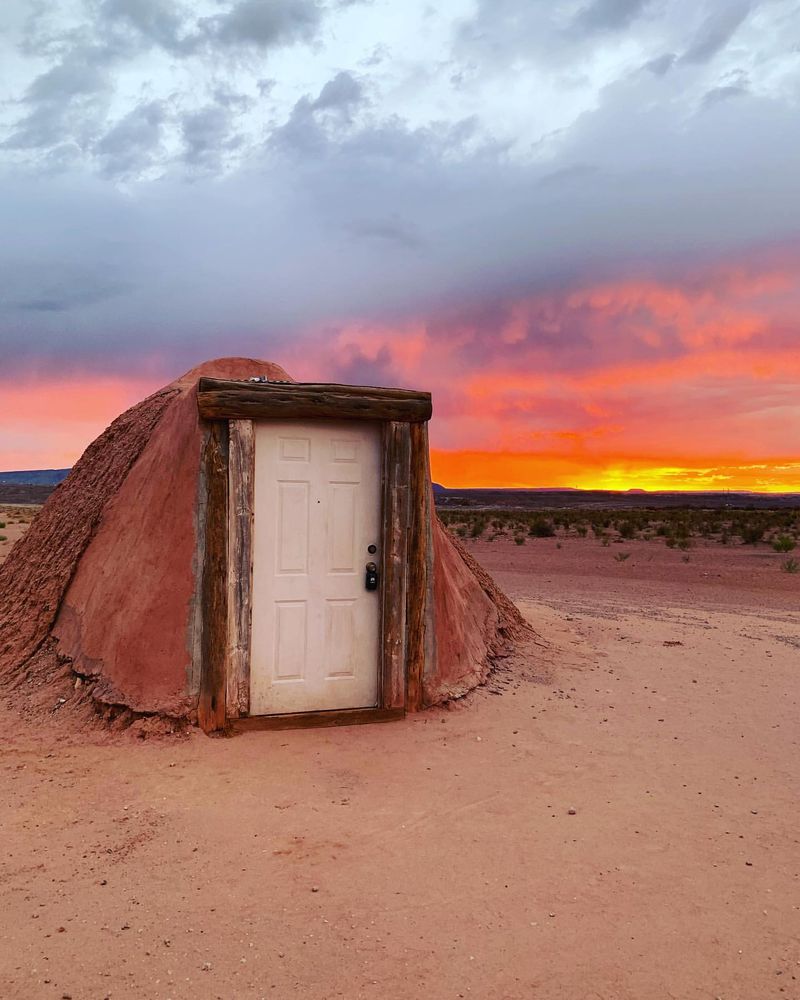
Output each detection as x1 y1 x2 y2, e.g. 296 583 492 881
206 0 323 49
642 52 675 75
701 81 750 108
312 71 364 114
573 0 655 34
1 0 799 383
345 216 422 249
96 99 168 176
2 60 799 379
3 47 112 152
456 0 771 74
181 104 238 169
680 0 753 64
1 0 331 165
96 0 196 55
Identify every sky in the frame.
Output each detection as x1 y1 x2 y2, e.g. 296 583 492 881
1 0 799 490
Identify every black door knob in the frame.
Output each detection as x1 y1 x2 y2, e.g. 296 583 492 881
365 562 379 591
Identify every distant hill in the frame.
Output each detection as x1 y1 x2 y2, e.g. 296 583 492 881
433 487 800 511
0 469 70 486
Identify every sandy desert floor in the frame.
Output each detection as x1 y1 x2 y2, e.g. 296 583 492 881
1 522 799 999
0 505 37 558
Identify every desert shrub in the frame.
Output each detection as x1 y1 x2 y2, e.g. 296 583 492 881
613 552 630 562
677 537 692 551
741 525 764 545
434 504 800 556
772 535 796 553
682 554 691 563
0 534 6 542
514 535 525 545
470 517 487 538
0 521 5 529
781 557 799 574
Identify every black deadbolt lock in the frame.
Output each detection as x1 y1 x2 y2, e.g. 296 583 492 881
365 561 379 591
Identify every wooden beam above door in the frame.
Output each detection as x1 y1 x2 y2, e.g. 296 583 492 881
196 378 432 423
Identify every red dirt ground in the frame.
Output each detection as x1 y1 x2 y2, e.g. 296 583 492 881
1 526 799 999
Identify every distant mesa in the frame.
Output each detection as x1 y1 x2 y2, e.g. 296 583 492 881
0 469 71 486
626 488 647 494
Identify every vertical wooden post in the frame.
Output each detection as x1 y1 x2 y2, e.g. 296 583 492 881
406 421 430 712
226 419 255 718
198 421 229 733
380 421 411 710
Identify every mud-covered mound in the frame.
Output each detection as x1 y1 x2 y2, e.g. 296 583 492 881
0 357 531 730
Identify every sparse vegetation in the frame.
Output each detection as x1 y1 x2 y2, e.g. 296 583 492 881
469 516 487 538
614 552 631 562
741 525 764 545
781 557 799 574
437 504 800 549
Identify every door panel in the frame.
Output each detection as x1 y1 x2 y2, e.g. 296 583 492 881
250 420 382 715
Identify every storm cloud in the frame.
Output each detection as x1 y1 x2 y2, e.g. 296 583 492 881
1 0 799 487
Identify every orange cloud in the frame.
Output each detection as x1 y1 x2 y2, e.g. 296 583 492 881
3 251 799 493
0 376 160 470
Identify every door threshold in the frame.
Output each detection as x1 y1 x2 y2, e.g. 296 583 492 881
230 706 405 733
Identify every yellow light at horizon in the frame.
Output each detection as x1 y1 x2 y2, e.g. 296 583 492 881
429 451 800 494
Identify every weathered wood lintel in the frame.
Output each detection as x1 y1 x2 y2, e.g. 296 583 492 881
197 378 432 423
230 707 405 733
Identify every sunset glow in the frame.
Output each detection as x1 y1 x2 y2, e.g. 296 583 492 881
3 253 798 492
2 1 799 493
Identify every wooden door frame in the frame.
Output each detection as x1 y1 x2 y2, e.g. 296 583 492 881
196 379 432 734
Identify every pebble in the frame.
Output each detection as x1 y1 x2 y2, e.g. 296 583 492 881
567 808 577 816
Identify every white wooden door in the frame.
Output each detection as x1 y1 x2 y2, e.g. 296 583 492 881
250 419 382 715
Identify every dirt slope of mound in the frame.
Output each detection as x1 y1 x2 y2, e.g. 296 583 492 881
0 388 178 678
